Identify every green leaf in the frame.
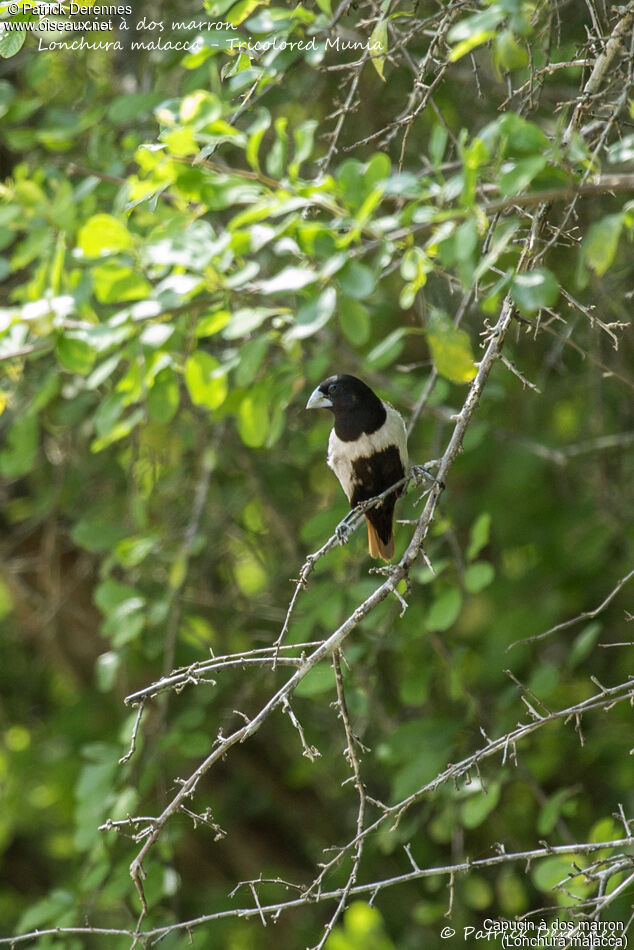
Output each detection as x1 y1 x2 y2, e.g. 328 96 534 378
497 113 550 155
294 665 335 697
139 324 174 349
235 336 269 387
429 123 448 167
510 268 559 315
94 577 141 614
179 90 222 128
114 535 157 568
94 392 125 438
290 119 318 177
107 91 165 123
78 214 132 257
266 116 288 180
464 561 495 593
532 856 585 895
93 262 152 303
103 599 146 647
258 267 317 295
286 287 336 340
238 394 269 447
337 261 376 300
582 214 624 276
339 298 370 344
204 0 240 14
494 29 529 72
607 135 634 164
148 367 180 423
568 622 601 668
227 0 264 26
196 310 231 337
448 7 505 43
337 159 365 210
0 414 39 478
467 512 491 560
537 788 577 836
0 79 15 119
369 19 388 80
425 310 477 384
17 890 74 933
499 155 547 195
425 587 462 632
56 335 97 375
449 30 497 62
184 351 228 410
388 719 460 799
71 517 128 554
222 307 279 339
460 782 501 828
246 108 271 173
367 328 409 369
91 409 144 452
0 28 26 59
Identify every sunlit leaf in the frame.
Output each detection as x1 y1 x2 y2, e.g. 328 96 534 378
93 263 152 303
78 214 132 257
449 30 497 62
184 351 228 410
227 0 265 26
286 287 336 340
258 267 317 295
425 310 477 384
369 19 388 80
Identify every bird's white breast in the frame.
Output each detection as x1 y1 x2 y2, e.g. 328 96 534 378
327 404 408 503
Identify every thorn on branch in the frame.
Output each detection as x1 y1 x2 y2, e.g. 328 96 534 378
404 843 421 872
498 353 542 393
282 697 321 761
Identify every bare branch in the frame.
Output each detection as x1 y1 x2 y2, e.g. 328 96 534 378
508 567 634 651
4 835 634 946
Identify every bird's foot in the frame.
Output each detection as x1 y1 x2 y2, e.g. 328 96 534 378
410 463 445 491
369 564 402 579
335 518 353 545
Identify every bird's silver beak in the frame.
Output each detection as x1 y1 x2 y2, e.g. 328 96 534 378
306 387 332 410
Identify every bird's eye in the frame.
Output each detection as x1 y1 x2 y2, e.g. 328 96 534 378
329 383 339 393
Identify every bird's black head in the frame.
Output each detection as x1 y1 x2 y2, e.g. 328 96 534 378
306 374 386 439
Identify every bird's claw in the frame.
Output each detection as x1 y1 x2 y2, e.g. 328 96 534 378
369 564 402 578
335 520 353 545
410 464 444 490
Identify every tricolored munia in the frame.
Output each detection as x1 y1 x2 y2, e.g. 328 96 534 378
306 374 408 561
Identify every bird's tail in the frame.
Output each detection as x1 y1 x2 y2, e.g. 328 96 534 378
365 515 395 561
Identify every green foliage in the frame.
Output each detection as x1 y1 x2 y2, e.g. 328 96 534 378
1 0 633 946
326 903 395 950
